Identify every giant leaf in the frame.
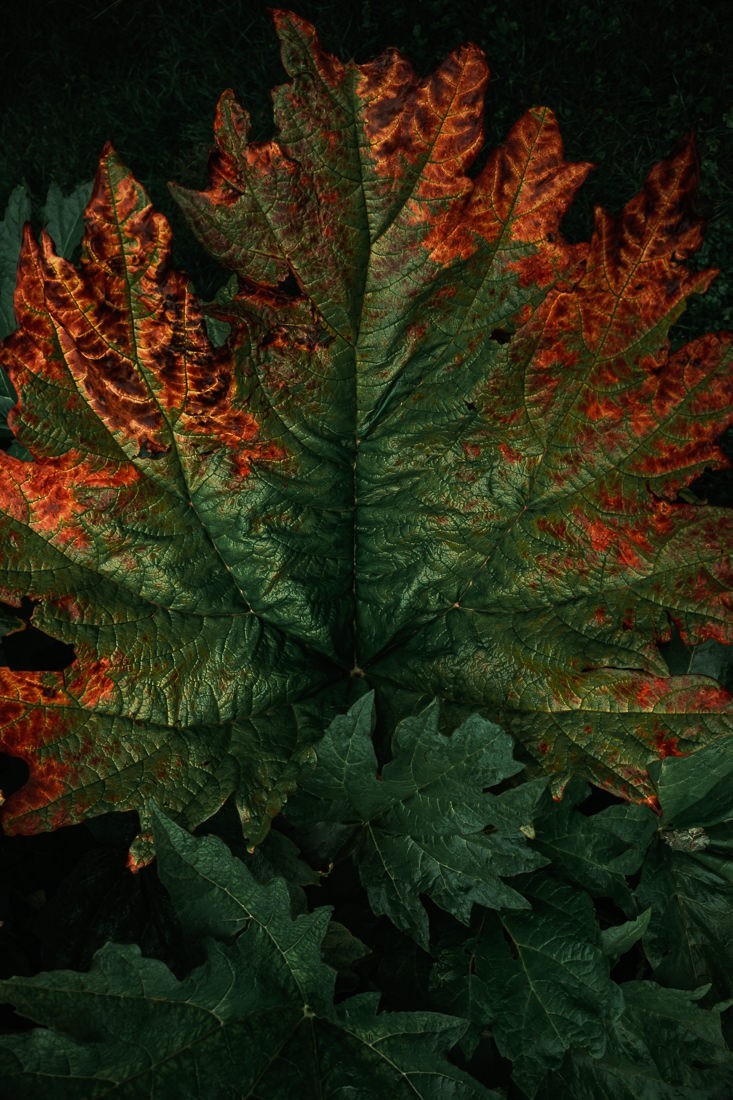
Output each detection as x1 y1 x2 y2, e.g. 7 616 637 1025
0 10 731 859
0 806 491 1099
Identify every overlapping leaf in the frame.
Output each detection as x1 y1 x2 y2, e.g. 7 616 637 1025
538 983 733 1100
0 10 731 857
0 807 492 1099
636 737 733 998
431 873 625 1096
286 693 547 948
531 776 657 910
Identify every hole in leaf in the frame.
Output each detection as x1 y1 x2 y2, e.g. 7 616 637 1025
490 328 511 344
658 621 690 675
136 439 168 460
659 621 733 687
688 425 733 508
0 753 29 798
277 272 302 300
0 625 75 671
577 786 625 814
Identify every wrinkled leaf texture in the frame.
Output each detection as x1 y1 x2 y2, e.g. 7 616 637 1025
0 10 730 862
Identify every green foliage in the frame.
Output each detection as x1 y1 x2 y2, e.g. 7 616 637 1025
637 739 733 1000
0 802 493 1099
286 695 547 948
537 983 733 1100
1 700 732 1096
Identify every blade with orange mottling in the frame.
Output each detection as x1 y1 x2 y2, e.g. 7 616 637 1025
0 11 730 863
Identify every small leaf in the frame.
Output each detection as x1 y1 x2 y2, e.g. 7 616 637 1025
40 180 94 260
601 908 652 962
0 184 31 342
287 694 547 948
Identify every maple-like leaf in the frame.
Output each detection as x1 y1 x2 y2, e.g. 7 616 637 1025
0 10 731 859
286 693 547 948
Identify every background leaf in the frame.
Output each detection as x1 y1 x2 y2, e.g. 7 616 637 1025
637 740 733 998
40 180 93 262
287 695 547 949
431 874 624 1096
538 983 733 1100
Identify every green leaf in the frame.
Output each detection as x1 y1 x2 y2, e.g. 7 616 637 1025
0 808 491 1099
0 184 30 343
652 735 733 830
637 844 733 997
637 739 733 997
533 777 657 910
636 836 733 1000
287 694 547 949
538 983 733 1099
431 874 624 1096
40 180 94 261
601 908 652 962
0 185 30 444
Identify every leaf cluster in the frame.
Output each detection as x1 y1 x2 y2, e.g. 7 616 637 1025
1 695 732 1097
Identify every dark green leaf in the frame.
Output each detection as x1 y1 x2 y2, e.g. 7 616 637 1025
600 908 652 962
40 180 93 261
533 777 657 910
0 184 30 343
431 874 624 1096
638 739 733 997
538 982 733 1099
287 694 547 948
652 736 733 830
